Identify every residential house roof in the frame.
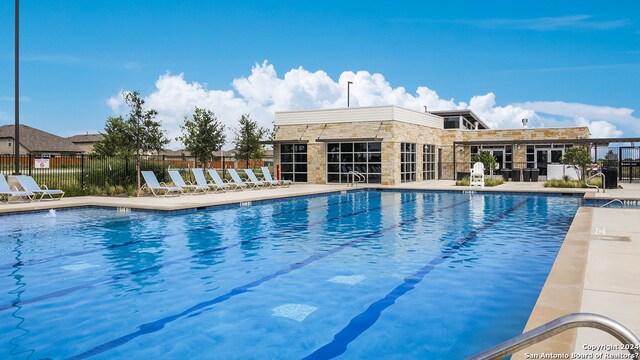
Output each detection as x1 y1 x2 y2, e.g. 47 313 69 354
0 124 83 154
67 133 104 143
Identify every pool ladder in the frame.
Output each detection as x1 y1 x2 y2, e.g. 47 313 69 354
467 313 640 360
586 172 605 193
601 199 624 208
347 171 366 187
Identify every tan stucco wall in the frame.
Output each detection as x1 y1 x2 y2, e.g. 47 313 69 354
0 139 29 155
73 143 95 154
275 122 591 185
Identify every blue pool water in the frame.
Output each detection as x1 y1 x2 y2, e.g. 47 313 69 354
0 190 581 359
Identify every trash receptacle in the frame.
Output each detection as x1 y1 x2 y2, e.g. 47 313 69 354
501 169 511 181
601 168 618 189
531 168 540 182
522 168 531 182
512 168 521 182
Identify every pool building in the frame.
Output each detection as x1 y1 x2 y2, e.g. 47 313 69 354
271 105 590 185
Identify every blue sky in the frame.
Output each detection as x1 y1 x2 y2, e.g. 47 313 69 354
0 0 639 145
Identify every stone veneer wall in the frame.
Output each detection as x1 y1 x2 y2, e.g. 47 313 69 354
275 121 591 185
441 127 591 170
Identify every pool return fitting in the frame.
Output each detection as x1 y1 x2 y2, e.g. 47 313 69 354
467 313 640 360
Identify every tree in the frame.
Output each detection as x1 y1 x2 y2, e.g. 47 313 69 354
92 116 133 156
93 91 169 190
471 151 497 175
233 114 267 168
176 107 226 169
562 146 592 180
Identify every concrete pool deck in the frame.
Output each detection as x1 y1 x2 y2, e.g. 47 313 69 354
1 181 639 356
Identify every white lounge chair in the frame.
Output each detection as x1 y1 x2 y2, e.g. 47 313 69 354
244 169 271 187
470 162 485 189
207 169 240 190
168 170 209 194
192 168 227 192
261 167 292 187
228 169 259 189
0 174 34 203
139 171 183 197
15 175 64 200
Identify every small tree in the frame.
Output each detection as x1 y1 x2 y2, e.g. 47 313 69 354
176 107 226 169
93 116 134 156
94 91 169 190
471 151 497 175
562 146 592 180
233 114 267 168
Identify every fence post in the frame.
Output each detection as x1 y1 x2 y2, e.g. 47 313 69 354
28 153 33 176
162 155 166 182
80 154 85 189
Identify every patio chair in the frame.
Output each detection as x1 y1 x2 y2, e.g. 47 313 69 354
207 169 242 190
243 169 270 187
0 174 34 203
261 167 292 187
15 175 64 200
228 169 259 189
192 168 227 192
139 171 183 197
168 170 209 194
470 162 485 189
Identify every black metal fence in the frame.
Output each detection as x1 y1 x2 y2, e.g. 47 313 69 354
0 154 267 192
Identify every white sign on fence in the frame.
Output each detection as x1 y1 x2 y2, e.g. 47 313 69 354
34 158 50 169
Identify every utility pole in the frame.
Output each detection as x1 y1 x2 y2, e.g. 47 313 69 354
14 0 21 174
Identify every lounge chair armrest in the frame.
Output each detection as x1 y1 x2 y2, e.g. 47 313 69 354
159 182 168 187
185 181 194 185
259 177 266 181
41 184 49 190
222 179 230 183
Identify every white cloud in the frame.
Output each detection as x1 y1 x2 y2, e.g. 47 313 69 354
107 61 637 148
465 15 628 31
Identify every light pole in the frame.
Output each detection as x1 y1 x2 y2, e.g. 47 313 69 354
14 0 20 175
347 81 353 108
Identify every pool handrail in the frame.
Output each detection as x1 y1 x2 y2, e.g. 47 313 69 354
466 313 640 360
586 172 605 193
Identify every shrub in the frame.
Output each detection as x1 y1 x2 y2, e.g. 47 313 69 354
455 176 504 187
543 177 602 188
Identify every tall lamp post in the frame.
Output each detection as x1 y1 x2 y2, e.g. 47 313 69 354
13 0 21 175
347 81 353 108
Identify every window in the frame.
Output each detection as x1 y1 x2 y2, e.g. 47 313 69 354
280 144 307 182
443 117 459 129
423 144 436 180
470 145 512 172
401 143 417 182
327 142 382 184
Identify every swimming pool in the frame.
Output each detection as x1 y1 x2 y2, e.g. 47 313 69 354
0 190 581 359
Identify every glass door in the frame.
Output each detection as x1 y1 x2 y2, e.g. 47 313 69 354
536 150 549 176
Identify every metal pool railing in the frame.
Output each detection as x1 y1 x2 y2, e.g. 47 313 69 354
467 313 640 360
